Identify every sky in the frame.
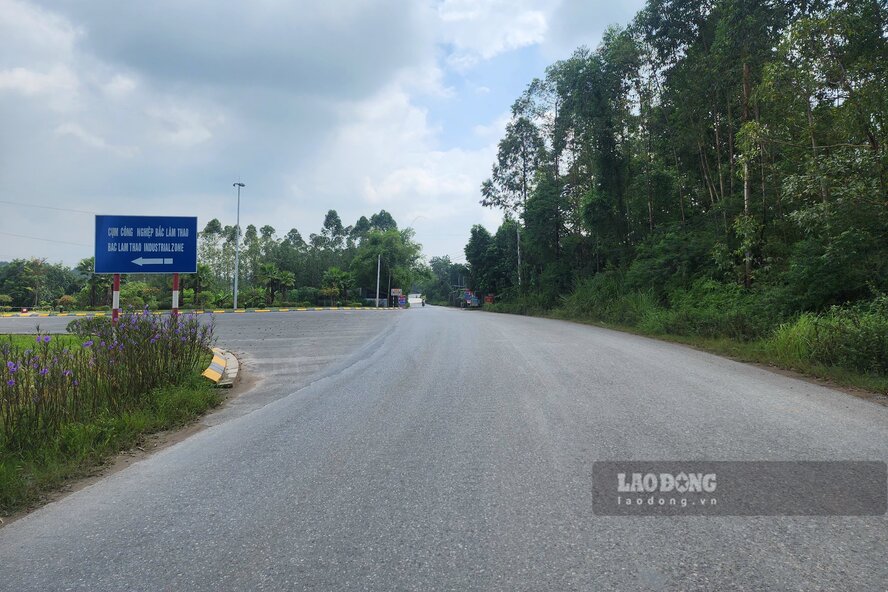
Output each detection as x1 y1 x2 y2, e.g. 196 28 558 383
0 0 645 267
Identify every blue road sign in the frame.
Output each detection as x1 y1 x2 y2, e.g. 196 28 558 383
95 215 198 274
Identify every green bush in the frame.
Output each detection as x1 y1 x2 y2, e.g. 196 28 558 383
214 292 233 308
559 272 659 327
291 287 320 305
770 297 888 374
556 274 778 341
194 291 215 308
240 288 265 308
57 295 76 310
662 279 777 340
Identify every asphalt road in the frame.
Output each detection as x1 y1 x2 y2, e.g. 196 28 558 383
1 307 887 590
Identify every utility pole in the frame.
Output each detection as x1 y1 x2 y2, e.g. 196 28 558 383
375 253 381 308
232 182 245 309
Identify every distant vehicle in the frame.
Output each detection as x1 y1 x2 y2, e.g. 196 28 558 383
407 293 423 306
457 289 480 308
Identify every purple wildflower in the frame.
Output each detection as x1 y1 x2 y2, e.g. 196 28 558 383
43 335 51 343
6 361 16 373
6 379 13 387
83 340 93 348
40 368 48 376
73 379 79 386
62 369 73 377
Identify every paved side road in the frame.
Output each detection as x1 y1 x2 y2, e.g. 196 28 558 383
1 306 886 591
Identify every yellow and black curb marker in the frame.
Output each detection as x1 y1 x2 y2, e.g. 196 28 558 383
1 307 405 318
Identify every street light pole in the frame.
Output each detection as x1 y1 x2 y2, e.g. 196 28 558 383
233 182 245 309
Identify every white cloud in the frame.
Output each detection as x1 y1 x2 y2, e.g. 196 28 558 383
146 104 224 148
0 0 80 58
102 74 136 98
54 122 138 157
0 65 77 97
438 0 548 70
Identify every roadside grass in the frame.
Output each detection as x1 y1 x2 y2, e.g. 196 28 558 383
0 369 219 515
2 334 81 349
486 305 888 396
0 311 219 516
625 327 888 394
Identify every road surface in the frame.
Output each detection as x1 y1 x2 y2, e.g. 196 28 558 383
1 307 886 590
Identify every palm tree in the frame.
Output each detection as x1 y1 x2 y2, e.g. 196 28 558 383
278 270 296 303
256 263 281 305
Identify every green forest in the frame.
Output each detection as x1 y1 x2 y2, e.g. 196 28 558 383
463 0 888 379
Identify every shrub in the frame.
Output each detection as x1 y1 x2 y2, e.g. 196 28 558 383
57 295 76 310
214 292 233 308
292 287 319 305
559 272 659 326
194 290 215 308
1 310 214 450
240 288 266 308
771 297 888 374
662 279 776 340
121 295 145 310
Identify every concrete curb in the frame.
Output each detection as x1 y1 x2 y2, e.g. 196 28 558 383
201 347 228 384
1 307 406 319
201 347 240 388
218 351 239 388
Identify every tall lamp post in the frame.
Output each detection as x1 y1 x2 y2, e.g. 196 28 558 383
233 182 245 309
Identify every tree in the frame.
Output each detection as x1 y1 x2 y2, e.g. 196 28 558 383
464 225 494 293
75 257 111 308
256 263 281 305
350 229 421 299
321 267 356 305
370 210 398 232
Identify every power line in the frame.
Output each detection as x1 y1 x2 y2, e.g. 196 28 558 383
0 199 95 215
0 231 91 247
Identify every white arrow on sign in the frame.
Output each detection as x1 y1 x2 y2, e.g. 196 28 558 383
132 257 173 266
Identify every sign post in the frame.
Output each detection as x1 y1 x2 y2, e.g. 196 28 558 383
112 274 121 324
172 273 180 317
95 215 198 320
